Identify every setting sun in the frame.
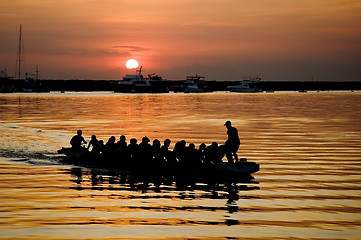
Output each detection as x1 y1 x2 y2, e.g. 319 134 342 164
126 59 139 69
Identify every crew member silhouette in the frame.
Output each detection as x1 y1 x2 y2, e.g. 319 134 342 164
70 130 87 151
87 134 100 157
224 121 240 164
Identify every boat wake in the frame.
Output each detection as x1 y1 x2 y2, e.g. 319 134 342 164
0 148 65 166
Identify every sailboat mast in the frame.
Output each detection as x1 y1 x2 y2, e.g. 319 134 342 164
15 24 22 80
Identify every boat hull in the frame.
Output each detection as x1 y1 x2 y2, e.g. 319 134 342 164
228 88 261 93
114 84 169 93
58 148 259 184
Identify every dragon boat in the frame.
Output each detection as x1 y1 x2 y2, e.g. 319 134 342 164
58 147 260 186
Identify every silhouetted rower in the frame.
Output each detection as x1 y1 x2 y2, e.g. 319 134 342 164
184 143 202 169
152 139 164 168
70 130 87 151
103 136 117 160
161 139 177 170
198 143 206 165
126 138 139 168
87 135 100 157
205 142 223 165
138 136 153 169
116 135 127 149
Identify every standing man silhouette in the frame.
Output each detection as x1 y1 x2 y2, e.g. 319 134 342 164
224 121 240 164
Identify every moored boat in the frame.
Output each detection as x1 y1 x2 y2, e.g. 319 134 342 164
227 77 263 93
114 66 169 93
172 75 212 93
0 71 15 93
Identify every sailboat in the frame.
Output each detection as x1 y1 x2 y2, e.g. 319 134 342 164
14 24 46 92
15 24 24 81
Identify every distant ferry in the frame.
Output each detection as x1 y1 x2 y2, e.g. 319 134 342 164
227 77 263 93
115 66 169 93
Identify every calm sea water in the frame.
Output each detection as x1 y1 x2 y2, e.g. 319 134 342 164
0 91 360 240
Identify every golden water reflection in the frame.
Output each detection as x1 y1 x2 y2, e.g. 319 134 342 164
0 92 361 239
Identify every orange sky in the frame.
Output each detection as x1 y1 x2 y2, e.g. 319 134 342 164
1 0 361 80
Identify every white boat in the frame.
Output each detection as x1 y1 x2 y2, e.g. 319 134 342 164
227 78 263 93
115 66 168 93
173 75 211 93
184 83 203 93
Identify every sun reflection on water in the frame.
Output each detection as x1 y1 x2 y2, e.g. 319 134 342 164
0 92 361 239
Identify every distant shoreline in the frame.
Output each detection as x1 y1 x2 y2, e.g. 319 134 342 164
1 78 361 93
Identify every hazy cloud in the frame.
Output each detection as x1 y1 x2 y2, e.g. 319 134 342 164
1 0 360 80
112 46 150 53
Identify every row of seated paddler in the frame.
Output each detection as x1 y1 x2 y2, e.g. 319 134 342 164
71 134 240 168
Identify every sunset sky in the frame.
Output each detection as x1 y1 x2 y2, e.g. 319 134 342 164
1 0 360 81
